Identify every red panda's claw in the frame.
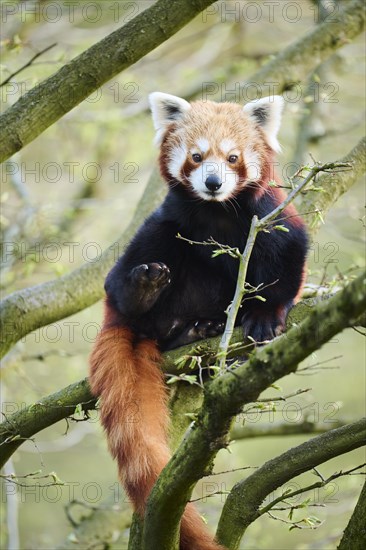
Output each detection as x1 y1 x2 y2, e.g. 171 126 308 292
131 262 171 288
241 313 284 344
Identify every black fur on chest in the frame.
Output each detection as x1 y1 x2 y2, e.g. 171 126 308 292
105 187 308 349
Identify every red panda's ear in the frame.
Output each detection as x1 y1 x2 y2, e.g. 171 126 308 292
243 96 284 153
149 92 191 145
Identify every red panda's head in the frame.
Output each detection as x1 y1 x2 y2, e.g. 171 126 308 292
149 93 284 201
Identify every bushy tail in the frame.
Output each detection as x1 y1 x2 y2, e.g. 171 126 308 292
89 303 224 549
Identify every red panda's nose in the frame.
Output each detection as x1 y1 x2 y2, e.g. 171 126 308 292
205 175 222 192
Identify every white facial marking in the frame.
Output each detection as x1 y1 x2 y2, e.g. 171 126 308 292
168 144 187 179
244 146 261 181
196 138 210 153
219 138 236 155
189 155 238 202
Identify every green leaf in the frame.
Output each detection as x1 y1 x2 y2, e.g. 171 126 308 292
167 373 198 385
299 497 311 508
49 471 64 485
183 374 198 384
167 375 181 385
307 515 321 525
74 403 82 416
174 355 190 370
209 365 221 373
211 249 227 258
273 225 290 232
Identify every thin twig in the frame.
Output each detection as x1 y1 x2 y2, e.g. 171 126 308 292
1 43 57 87
259 463 366 517
267 510 324 530
254 387 311 403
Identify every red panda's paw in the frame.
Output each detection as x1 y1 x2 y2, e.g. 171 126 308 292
165 319 225 349
131 262 171 290
241 310 286 344
188 319 225 340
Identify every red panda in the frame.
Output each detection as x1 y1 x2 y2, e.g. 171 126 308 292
89 93 308 549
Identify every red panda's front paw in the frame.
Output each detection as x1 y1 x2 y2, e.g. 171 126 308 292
131 262 171 289
241 311 285 343
188 319 225 340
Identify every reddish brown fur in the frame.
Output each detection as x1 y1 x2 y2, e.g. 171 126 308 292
89 301 224 549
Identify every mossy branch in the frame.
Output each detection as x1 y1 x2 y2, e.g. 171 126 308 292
0 378 95 469
0 292 355 469
242 0 365 94
338 479 366 549
141 271 366 550
230 418 348 440
0 0 216 163
301 136 366 235
216 419 366 549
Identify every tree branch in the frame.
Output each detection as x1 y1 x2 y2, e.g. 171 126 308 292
216 420 366 549
0 378 96 468
0 290 356 469
230 418 348 440
300 136 366 235
257 463 365 520
241 0 365 94
141 271 366 550
338 479 366 549
0 0 216 163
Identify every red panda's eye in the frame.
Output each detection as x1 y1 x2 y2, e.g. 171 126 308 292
228 155 238 164
192 153 202 163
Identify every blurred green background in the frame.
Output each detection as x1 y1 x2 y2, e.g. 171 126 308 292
0 1 365 548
